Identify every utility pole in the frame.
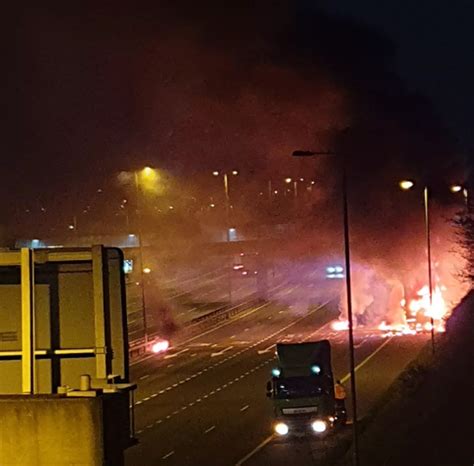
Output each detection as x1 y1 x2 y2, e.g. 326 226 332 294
134 172 148 342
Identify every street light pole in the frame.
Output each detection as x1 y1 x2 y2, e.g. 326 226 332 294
223 173 231 242
400 180 436 354
423 186 436 354
293 150 359 466
214 170 238 302
341 156 359 466
134 171 148 342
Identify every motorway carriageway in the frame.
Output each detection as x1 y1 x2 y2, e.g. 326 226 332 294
125 283 427 466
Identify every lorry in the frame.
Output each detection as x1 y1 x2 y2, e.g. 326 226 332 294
266 340 344 437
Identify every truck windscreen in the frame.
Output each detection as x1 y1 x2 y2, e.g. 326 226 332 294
275 377 324 399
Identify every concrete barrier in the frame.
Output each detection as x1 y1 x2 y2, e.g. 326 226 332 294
0 391 132 466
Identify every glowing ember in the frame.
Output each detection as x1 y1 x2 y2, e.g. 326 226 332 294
151 339 169 354
378 321 417 337
331 320 349 331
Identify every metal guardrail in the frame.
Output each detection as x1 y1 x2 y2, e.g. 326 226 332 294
128 296 262 360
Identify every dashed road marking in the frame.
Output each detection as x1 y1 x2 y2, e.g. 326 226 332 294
133 301 332 406
240 405 249 412
162 451 175 460
139 374 150 380
235 436 274 465
211 345 234 357
164 348 189 359
204 425 216 434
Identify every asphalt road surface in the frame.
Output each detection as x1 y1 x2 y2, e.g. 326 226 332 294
125 283 427 466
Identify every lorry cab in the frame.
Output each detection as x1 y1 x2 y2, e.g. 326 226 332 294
266 340 336 437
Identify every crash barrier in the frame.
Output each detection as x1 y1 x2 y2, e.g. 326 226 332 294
128 297 262 360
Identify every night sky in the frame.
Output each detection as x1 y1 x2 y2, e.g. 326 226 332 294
321 0 474 151
6 1 473 230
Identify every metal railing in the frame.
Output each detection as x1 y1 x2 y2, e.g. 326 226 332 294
128 296 262 360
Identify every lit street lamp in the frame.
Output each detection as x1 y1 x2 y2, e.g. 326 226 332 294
134 166 158 342
400 180 436 354
293 149 359 466
450 184 469 208
213 170 238 302
400 180 470 354
212 170 238 241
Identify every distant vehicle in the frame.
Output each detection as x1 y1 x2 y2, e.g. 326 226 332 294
325 265 344 279
266 340 344 437
232 252 259 277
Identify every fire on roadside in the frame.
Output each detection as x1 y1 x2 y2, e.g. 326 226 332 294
331 283 450 337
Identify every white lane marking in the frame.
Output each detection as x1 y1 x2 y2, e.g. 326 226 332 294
204 425 216 434
244 328 250 331
167 364 174 368
341 337 393 384
230 335 236 339
133 300 333 406
162 451 175 460
240 404 249 412
354 338 368 349
211 345 234 357
235 435 274 465
257 343 274 354
139 374 150 380
189 342 212 347
164 348 189 359
191 353 197 357
236 335 393 465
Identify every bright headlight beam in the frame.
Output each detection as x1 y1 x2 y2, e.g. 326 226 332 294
274 422 289 436
311 420 327 433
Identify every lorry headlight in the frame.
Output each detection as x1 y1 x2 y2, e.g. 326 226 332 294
311 420 327 433
274 422 289 436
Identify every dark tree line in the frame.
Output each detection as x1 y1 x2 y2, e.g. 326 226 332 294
455 207 474 284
